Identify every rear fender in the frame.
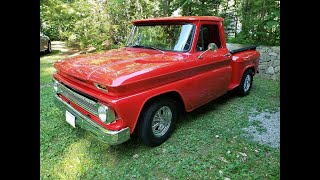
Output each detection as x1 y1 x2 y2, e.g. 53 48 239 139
228 50 260 90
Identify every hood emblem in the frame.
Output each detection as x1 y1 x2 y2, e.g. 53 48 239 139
94 83 108 92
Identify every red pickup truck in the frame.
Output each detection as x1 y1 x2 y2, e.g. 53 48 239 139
53 16 260 147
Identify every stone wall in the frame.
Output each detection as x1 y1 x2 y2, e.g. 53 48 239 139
256 46 280 80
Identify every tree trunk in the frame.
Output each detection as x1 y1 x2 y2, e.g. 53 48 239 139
234 0 238 37
241 0 250 34
163 0 170 16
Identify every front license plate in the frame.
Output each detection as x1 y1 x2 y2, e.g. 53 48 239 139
66 111 76 128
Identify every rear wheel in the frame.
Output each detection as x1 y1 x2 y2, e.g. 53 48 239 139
237 69 253 96
137 98 178 147
45 41 52 53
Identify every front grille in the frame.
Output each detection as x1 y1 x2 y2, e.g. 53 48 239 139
58 83 98 116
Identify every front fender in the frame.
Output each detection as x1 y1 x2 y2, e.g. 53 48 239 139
113 86 186 134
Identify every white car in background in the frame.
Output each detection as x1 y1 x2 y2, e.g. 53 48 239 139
40 32 52 53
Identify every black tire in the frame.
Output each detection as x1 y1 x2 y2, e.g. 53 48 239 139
136 97 178 147
237 69 253 96
45 41 52 53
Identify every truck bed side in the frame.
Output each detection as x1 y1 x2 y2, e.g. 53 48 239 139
228 50 260 90
227 43 257 54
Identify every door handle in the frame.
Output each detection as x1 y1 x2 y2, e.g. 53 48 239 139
223 53 231 57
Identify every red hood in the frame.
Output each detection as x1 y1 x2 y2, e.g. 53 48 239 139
54 48 185 87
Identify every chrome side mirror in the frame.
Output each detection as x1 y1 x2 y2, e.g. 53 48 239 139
208 43 218 51
198 43 218 59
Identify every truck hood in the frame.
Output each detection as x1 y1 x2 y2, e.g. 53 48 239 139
54 48 184 87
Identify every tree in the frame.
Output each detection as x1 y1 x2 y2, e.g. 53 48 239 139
40 0 280 50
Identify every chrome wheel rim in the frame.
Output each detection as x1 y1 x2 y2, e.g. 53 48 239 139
152 106 172 137
244 74 251 92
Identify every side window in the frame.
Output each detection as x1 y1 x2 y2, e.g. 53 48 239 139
196 24 222 51
196 26 209 51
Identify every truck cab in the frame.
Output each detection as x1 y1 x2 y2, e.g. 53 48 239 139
53 16 259 147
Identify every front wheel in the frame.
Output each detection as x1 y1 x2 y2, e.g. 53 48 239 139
45 41 52 53
137 98 178 147
237 69 253 96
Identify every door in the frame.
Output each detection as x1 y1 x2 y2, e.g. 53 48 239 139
187 23 232 109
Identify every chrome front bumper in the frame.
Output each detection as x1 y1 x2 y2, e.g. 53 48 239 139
54 94 130 145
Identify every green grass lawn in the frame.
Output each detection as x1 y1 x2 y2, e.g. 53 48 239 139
40 50 280 179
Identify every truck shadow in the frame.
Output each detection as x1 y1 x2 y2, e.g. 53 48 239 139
107 91 240 152
179 91 237 125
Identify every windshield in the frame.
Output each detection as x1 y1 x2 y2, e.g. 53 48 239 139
126 23 195 52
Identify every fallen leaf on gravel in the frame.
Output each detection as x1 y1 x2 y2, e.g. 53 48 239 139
133 154 139 159
238 152 247 157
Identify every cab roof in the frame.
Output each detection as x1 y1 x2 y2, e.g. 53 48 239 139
133 16 224 24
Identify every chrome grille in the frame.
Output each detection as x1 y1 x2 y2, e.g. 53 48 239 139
58 83 98 116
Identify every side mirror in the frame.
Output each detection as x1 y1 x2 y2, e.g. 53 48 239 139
198 43 218 59
208 43 218 52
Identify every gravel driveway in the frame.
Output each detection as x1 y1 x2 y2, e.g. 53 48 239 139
243 108 280 148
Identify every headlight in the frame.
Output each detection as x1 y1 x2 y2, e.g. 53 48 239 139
53 80 59 92
98 105 108 122
97 104 116 124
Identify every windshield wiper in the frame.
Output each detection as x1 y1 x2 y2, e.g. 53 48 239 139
145 46 164 54
127 45 164 54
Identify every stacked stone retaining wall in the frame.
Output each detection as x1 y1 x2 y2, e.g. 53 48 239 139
256 46 280 80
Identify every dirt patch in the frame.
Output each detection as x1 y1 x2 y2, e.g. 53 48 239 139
243 109 280 148
51 41 81 56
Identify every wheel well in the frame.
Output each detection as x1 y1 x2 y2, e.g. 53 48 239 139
143 91 186 113
246 66 255 75
133 91 185 136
